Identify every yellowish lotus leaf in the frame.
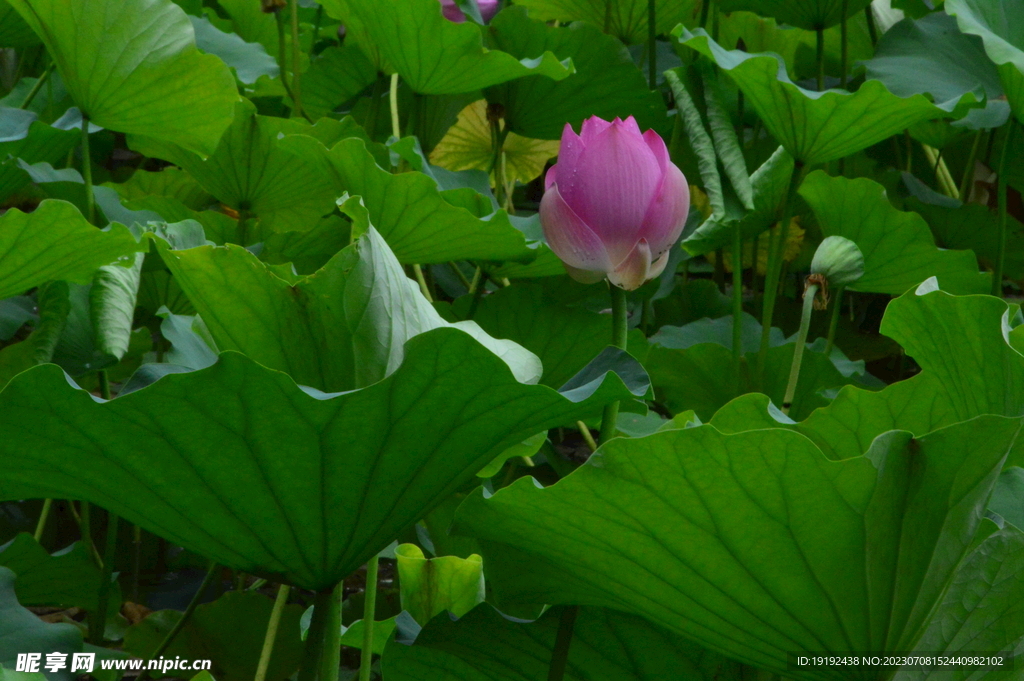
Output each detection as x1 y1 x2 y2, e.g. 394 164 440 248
430 100 559 186
707 217 805 275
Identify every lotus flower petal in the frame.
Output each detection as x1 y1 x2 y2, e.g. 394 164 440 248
608 238 653 290
539 183 614 274
638 162 690 257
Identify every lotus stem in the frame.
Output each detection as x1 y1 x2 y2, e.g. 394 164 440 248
598 283 629 444
959 129 983 201
840 0 848 88
275 10 296 106
81 115 95 226
290 0 304 119
865 5 878 45
413 264 433 302
546 606 579 681
80 501 100 568
299 584 340 681
647 0 656 89
19 61 54 110
389 73 401 140
732 220 744 393
137 561 219 681
824 285 844 356
921 144 958 198
994 122 1015 297
758 160 805 385
33 500 52 543
358 556 380 681
782 283 818 415
255 584 291 681
576 421 598 452
89 512 119 645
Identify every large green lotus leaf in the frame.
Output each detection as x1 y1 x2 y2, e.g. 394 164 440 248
0 0 37 47
129 99 357 236
454 416 1022 679
865 13 1010 131
712 287 1024 466
7 0 238 156
0 109 80 204
0 200 143 300
0 534 106 613
675 29 950 165
510 0 699 45
282 136 536 264
717 0 871 31
801 171 989 295
383 605 750 681
890 525 1024 681
946 0 1024 125
450 282 616 389
483 9 666 140
216 0 278 56
188 14 279 86
647 324 866 421
124 591 304 681
0 333 638 590
320 0 572 95
0 567 82 681
160 223 541 391
302 45 378 121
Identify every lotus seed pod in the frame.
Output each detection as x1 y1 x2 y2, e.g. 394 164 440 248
810 236 865 287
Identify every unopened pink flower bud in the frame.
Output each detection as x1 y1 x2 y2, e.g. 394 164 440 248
540 116 690 290
439 0 500 23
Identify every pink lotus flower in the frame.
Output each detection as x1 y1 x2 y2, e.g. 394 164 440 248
540 116 690 290
440 0 500 23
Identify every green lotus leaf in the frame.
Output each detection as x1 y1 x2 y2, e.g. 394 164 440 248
712 287 1024 465
302 45 378 121
320 0 573 95
717 0 871 31
0 567 82 681
801 171 989 295
0 0 37 48
864 13 1010 130
509 0 699 45
7 0 238 156
675 28 953 165
0 109 80 204
128 99 361 236
483 8 666 140
188 14 279 85
281 136 536 264
0 534 106 613
946 0 1024 125
383 605 750 681
395 544 484 626
0 200 143 300
454 415 1022 678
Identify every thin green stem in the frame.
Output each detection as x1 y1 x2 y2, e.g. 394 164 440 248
647 0 656 89
864 5 877 46
276 10 296 104
389 73 401 140
815 28 825 91
89 512 119 645
19 61 54 110
137 561 219 681
298 587 333 681
699 0 710 29
598 284 629 444
782 283 818 415
994 122 1015 297
290 0 304 119
758 161 805 382
359 556 380 681
576 421 598 452
732 221 744 393
413 264 433 302
255 585 292 681
546 606 579 681
840 0 848 89
98 370 111 400
33 499 52 543
81 116 95 225
824 286 844 356
959 129 983 202
449 262 472 290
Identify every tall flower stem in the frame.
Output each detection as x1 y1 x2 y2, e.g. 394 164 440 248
732 220 744 392
824 285 844 355
757 160 804 383
298 584 341 681
89 512 119 644
137 561 219 681
290 0 304 119
389 73 401 140
815 28 825 91
33 499 52 543
647 0 657 89
840 0 848 88
994 122 1015 297
319 584 343 681
598 283 629 444
255 585 291 681
782 283 818 415
959 129 983 201
81 115 96 225
19 61 53 109
359 555 380 681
